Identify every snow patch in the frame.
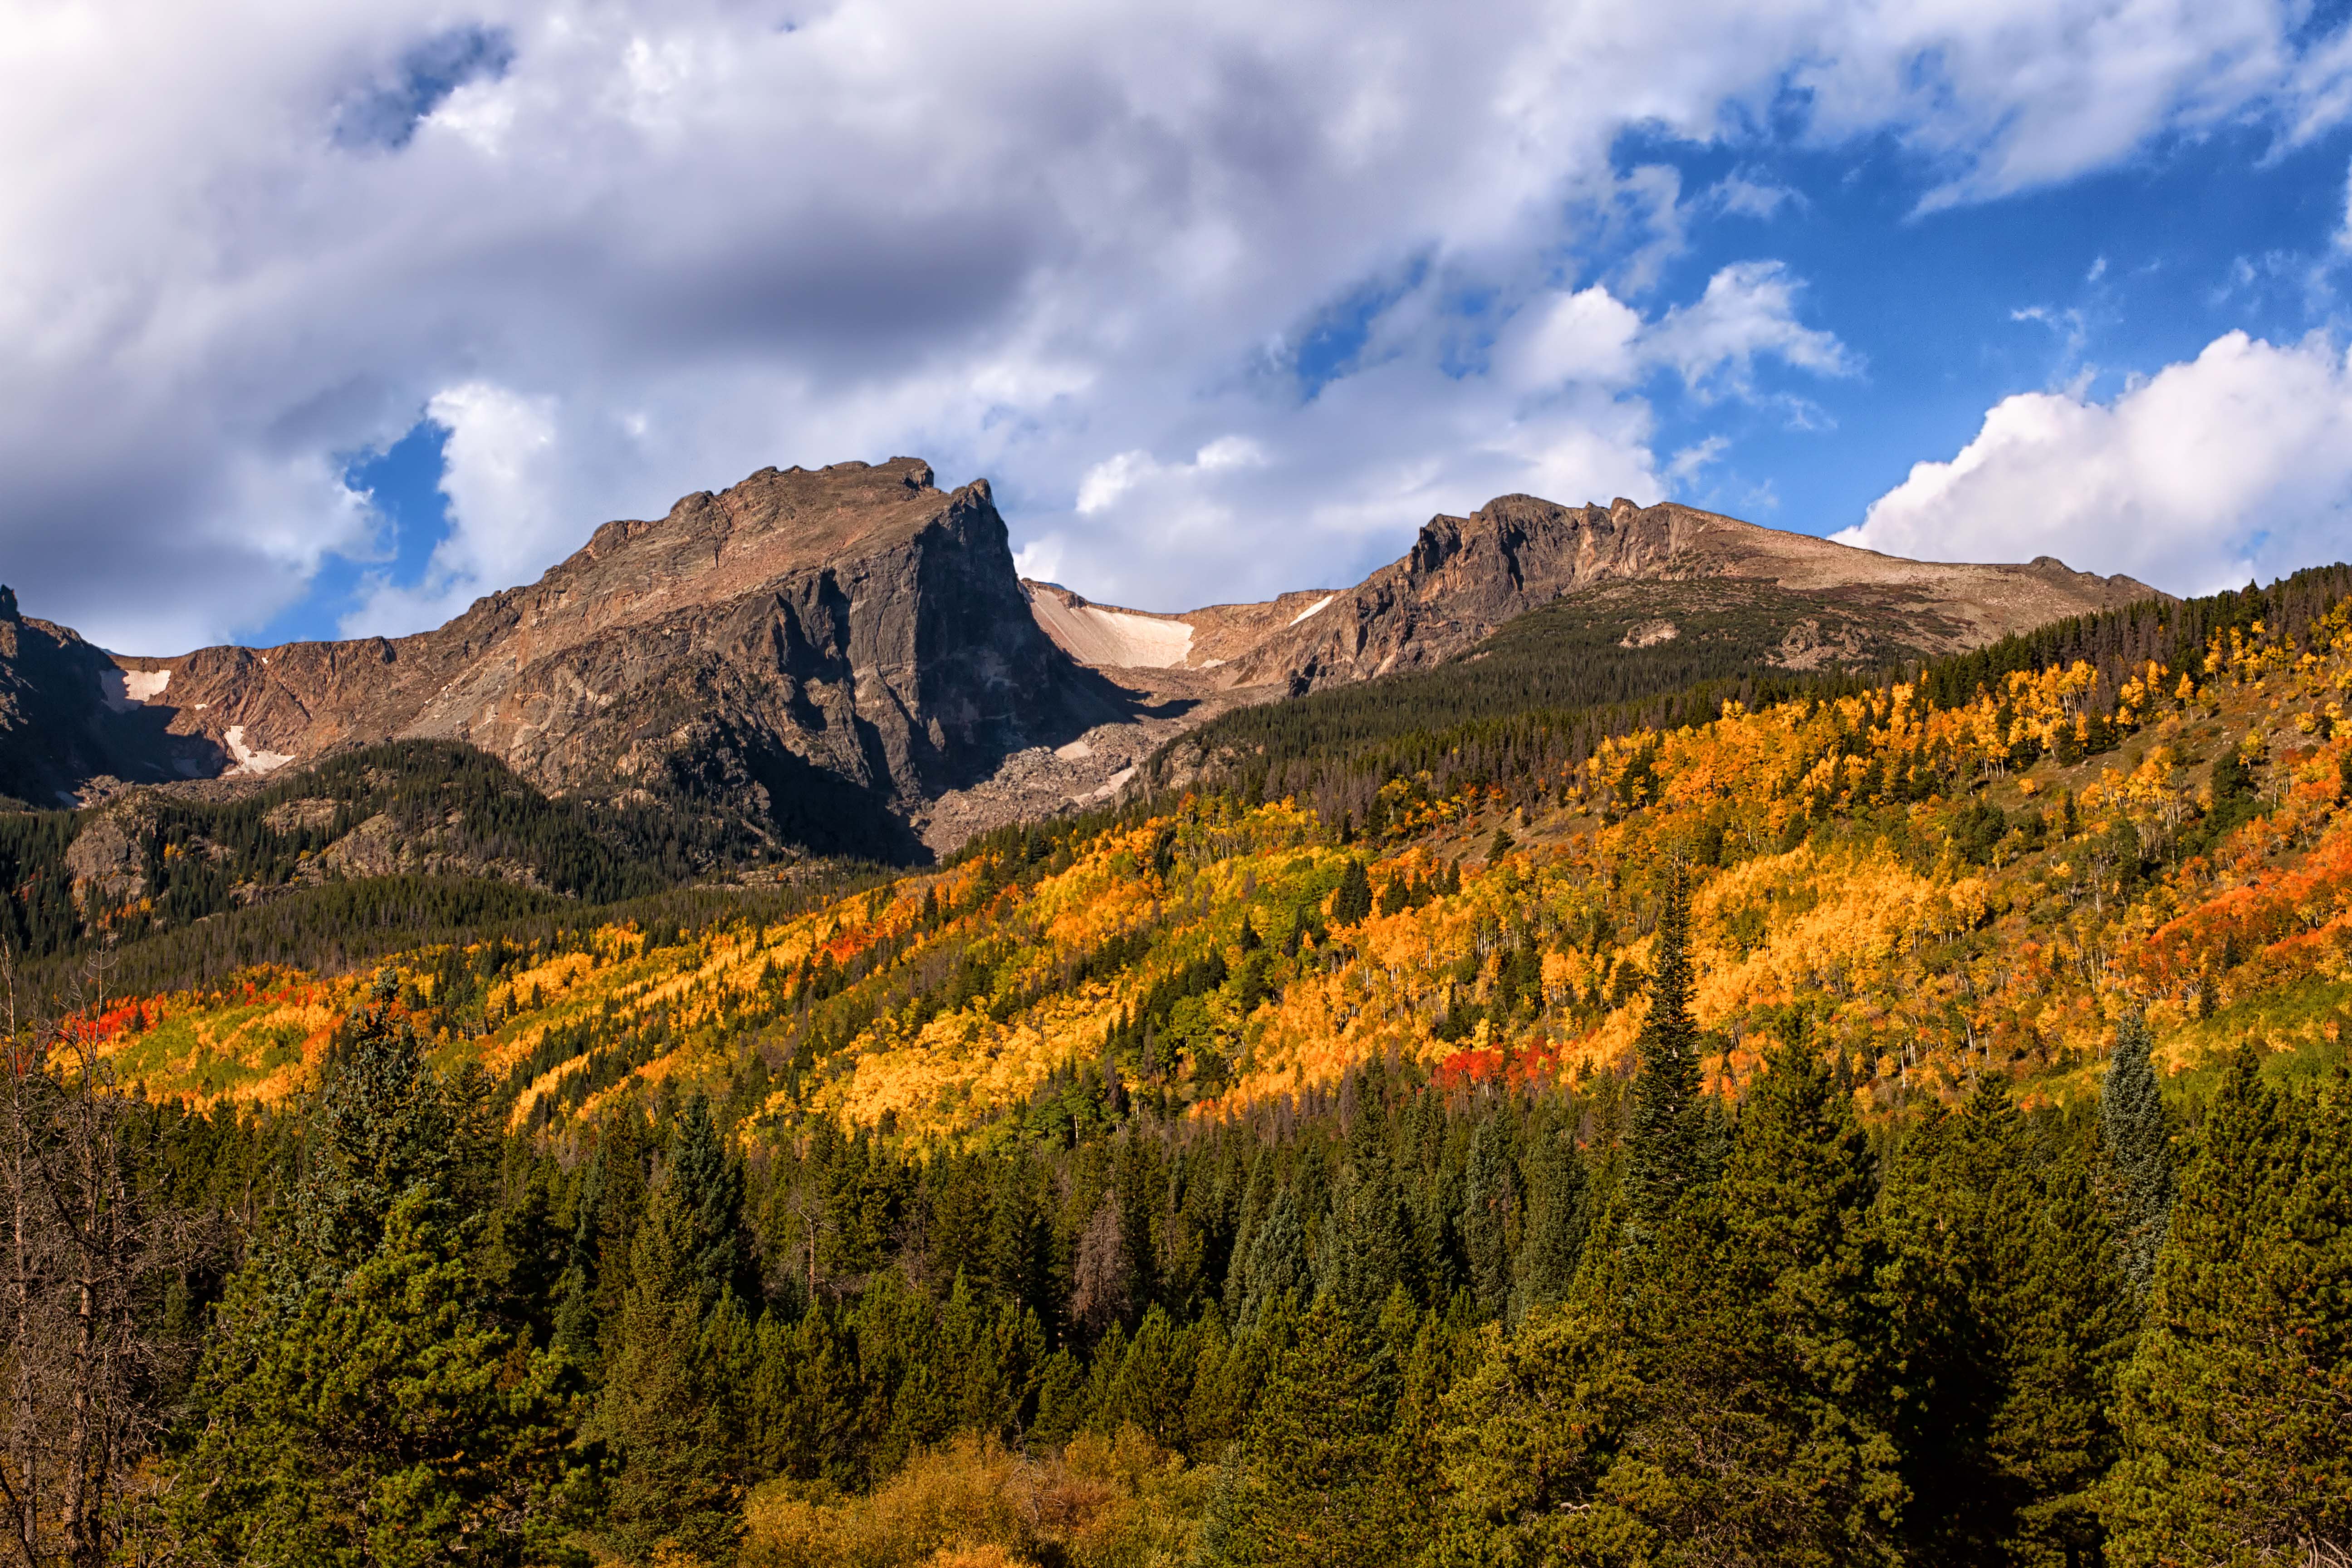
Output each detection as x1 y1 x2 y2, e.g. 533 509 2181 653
1027 589 1193 668
97 667 171 712
1288 593 1337 627
221 725 295 776
1076 765 1139 805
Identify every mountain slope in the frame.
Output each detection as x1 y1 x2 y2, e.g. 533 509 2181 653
8 466 2161 865
82 567 2352 1137
1027 494 2160 691
19 460 1147 860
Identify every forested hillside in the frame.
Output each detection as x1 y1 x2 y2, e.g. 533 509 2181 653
0 739 808 983
7 570 2352 1564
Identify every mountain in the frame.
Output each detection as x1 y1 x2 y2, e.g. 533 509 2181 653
1025 492 2159 691
4 460 1141 858
3 464 2159 865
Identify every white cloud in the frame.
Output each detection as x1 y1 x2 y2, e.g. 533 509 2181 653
1498 286 1645 391
1707 170 1803 220
1835 331 2352 593
1646 261 1858 397
1075 451 1159 517
0 0 2342 646
342 382 562 635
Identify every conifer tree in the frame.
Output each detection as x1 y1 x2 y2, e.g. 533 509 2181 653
1626 870 1703 1234
1459 1113 1514 1320
2099 1011 2174 1295
2107 1049 2352 1562
1331 858 1373 926
1234 1187 1312 1325
1435 1294 1639 1562
172 981 573 1565
1613 1039 1905 1563
1212 1295 1413 1565
667 1092 755 1307
1510 1100 1587 1320
594 1176 749 1565
1886 1080 2133 1562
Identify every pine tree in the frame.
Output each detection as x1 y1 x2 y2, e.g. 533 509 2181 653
1331 858 1373 926
171 982 572 1565
667 1091 755 1308
1212 1295 1413 1565
2100 1011 2175 1295
1626 869 1703 1234
1458 1113 1514 1320
1234 1186 1312 1325
595 1175 750 1564
1510 1099 1586 1320
2107 1050 2352 1562
1886 1080 2133 1563
1610 1040 1905 1563
1435 1298 1641 1562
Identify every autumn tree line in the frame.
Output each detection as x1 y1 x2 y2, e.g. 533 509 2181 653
4 871 2347 1568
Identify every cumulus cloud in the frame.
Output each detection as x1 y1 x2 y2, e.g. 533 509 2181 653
1644 261 1857 397
0 0 2345 646
1834 332 2352 594
341 382 564 636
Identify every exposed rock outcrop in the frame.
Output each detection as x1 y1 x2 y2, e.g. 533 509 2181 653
1027 494 2161 691
32 460 1136 857
6 467 2166 861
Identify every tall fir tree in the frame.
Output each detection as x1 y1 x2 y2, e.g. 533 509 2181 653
1885 1080 2133 1564
1331 858 1374 926
1458 1112 1515 1321
1211 1295 1415 1566
593 1175 750 1565
2099 1011 2176 1296
2107 1049 2352 1563
171 979 573 1566
1509 1098 1588 1321
1626 869 1703 1235
1614 1040 1905 1565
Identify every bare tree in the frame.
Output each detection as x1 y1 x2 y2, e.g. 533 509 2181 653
0 944 196 1567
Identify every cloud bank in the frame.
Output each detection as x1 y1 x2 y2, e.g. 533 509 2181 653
1837 333 2352 596
4 0 2349 648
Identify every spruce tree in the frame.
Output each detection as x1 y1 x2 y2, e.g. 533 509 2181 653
1234 1186 1312 1325
1434 1293 1640 1562
1886 1080 2133 1563
669 1092 755 1306
595 1176 749 1564
1212 1295 1413 1565
1626 869 1703 1234
1510 1099 1587 1320
2107 1049 2352 1562
172 982 572 1565
2099 1011 2175 1295
1331 858 1374 926
1458 1113 1514 1320
1613 1040 1905 1563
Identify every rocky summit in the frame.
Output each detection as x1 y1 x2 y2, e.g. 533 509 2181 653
1024 493 2161 693
2 460 1136 856
2 461 2161 861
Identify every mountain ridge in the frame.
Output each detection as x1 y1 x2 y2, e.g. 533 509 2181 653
4 458 2161 862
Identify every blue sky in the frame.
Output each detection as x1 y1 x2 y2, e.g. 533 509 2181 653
10 0 2352 652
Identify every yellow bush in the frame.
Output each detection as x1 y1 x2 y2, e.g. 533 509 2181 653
740 1427 1207 1568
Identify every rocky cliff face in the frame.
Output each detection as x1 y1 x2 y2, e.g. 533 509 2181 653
33 459 1130 857
7 467 2166 860
1028 493 2162 693
0 586 230 805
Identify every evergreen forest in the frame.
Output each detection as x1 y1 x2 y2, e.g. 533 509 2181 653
6 571 2352 1566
